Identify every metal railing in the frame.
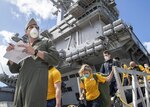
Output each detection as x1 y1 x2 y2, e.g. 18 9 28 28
114 67 150 107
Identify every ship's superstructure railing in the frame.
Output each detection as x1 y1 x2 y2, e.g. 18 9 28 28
0 73 17 88
114 67 150 107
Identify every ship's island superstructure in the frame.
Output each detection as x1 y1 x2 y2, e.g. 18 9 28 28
0 0 150 106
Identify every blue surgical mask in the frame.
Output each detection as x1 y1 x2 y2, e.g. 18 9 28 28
84 74 90 78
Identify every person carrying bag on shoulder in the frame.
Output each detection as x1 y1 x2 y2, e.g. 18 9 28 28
78 64 114 107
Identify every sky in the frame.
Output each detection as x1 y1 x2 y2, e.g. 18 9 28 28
0 0 150 86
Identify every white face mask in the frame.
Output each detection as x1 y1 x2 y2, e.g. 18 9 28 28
29 27 39 38
104 56 110 61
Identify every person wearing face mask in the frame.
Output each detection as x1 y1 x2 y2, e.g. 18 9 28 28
6 18 60 107
79 64 114 107
128 61 145 84
100 50 118 97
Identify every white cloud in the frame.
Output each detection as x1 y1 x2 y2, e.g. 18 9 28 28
35 17 42 25
7 0 57 20
143 42 150 54
0 31 15 76
0 30 15 45
11 9 20 18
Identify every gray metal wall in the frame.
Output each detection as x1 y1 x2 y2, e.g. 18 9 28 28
61 69 80 105
55 16 105 52
0 91 14 102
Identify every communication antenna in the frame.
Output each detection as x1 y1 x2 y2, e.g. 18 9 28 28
11 33 21 42
50 0 74 24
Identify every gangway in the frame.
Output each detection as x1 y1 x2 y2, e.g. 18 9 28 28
114 67 150 107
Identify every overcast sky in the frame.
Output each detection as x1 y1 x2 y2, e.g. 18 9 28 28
0 0 150 86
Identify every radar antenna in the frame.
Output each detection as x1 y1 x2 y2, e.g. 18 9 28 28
50 0 74 24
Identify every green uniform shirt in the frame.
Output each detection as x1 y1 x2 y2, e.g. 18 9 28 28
8 39 59 107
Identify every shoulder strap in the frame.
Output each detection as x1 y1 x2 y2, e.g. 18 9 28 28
93 73 98 84
80 77 84 84
81 74 98 84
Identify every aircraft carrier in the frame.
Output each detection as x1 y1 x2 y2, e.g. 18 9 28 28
0 0 150 106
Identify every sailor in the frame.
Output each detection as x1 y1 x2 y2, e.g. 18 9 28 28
128 61 145 71
47 67 62 107
6 18 60 107
144 63 150 81
128 61 145 84
122 64 131 86
79 64 114 107
100 50 118 97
